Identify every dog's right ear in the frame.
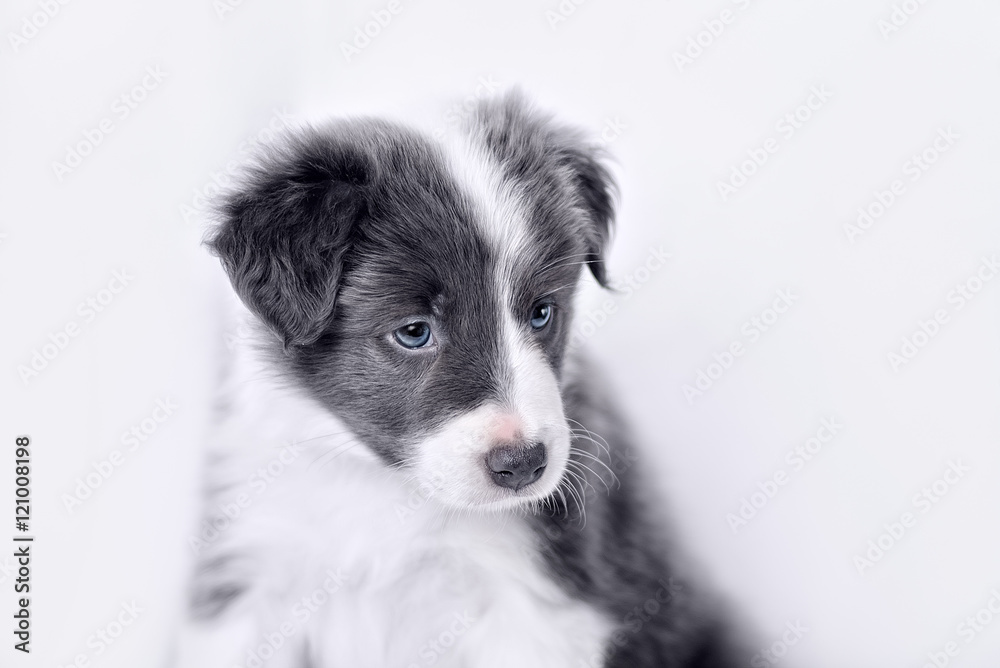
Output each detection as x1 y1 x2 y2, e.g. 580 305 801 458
207 128 370 349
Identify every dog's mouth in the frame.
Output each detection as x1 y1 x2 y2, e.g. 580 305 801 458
405 415 572 513
428 459 569 512
459 474 564 512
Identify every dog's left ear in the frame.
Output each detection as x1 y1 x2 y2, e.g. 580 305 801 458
469 91 618 288
556 139 617 287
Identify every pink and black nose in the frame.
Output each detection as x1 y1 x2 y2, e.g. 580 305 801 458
485 442 547 491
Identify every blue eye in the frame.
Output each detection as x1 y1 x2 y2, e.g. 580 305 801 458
393 322 432 349
530 304 552 330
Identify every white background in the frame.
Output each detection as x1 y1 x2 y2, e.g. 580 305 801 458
2 0 999 666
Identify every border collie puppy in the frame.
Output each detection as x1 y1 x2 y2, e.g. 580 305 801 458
182 91 747 668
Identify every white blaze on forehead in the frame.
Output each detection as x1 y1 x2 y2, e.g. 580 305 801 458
439 130 559 417
439 131 534 290
407 131 571 510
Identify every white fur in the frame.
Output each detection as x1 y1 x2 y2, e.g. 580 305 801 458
180 299 612 667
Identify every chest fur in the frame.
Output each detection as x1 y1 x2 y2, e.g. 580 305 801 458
189 379 612 668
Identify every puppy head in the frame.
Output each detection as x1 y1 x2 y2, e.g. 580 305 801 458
209 92 616 511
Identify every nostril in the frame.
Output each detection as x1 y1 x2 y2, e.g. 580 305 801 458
485 442 547 491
